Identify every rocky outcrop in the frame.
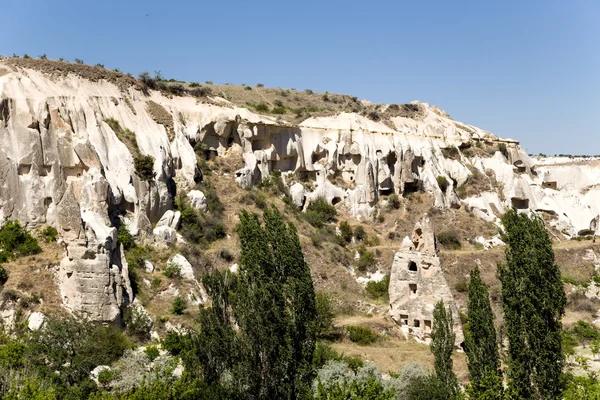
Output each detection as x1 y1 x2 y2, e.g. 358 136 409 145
389 215 463 345
1 59 599 321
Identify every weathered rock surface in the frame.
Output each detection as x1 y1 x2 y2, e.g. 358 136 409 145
1 60 599 321
389 215 463 345
27 311 46 330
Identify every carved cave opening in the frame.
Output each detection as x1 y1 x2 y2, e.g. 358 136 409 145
408 261 418 272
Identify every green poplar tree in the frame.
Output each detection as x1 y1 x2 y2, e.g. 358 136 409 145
431 300 459 398
234 206 317 399
499 209 566 399
465 266 503 399
178 207 317 399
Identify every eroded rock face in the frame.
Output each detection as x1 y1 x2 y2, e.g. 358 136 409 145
1 60 599 321
389 215 463 345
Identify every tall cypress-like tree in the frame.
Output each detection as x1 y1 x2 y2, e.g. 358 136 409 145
179 207 317 399
431 300 459 398
499 209 566 399
234 206 317 399
465 266 503 398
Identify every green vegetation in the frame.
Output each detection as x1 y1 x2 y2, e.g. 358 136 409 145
173 207 317 398
162 262 182 279
117 224 135 250
353 225 366 241
39 226 58 243
315 292 335 338
339 220 352 243
133 155 155 181
430 301 459 398
499 209 566 398
386 193 401 210
436 229 461 250
104 118 139 156
176 194 225 246
441 146 460 160
171 296 187 315
436 175 449 192
346 325 377 345
0 266 7 285
0 220 41 260
498 142 509 159
356 250 375 272
365 274 390 299
305 197 336 228
465 266 502 398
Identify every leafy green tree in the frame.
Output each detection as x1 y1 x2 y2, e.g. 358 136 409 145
430 301 459 398
315 292 335 338
339 221 352 243
179 207 317 399
464 266 502 397
405 374 453 400
305 197 336 228
29 314 130 386
234 206 317 398
499 209 566 399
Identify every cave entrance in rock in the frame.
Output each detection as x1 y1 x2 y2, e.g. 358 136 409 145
379 187 394 196
409 283 417 294
400 314 409 326
331 197 341 205
414 319 420 328
424 320 432 332
403 181 420 195
408 261 418 272
511 197 529 210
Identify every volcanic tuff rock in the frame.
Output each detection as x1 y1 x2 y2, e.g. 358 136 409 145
1 59 599 320
389 215 463 345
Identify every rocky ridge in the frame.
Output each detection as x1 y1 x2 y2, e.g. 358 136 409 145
0 59 598 322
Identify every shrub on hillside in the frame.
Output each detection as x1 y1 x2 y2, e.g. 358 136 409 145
124 307 152 341
346 325 377 345
255 103 270 112
436 176 449 192
0 221 42 258
117 224 136 250
163 262 182 279
436 230 461 250
134 155 155 181
357 251 375 272
387 193 401 210
498 143 509 159
441 147 460 160
144 345 160 361
198 182 224 215
571 320 600 343
353 225 367 241
339 221 353 244
177 199 226 245
171 296 187 315
190 86 213 97
39 226 58 243
365 274 390 299
305 197 336 228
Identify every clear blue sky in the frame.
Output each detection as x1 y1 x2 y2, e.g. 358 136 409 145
2 0 598 155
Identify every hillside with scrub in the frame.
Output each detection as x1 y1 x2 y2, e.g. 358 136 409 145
0 55 599 398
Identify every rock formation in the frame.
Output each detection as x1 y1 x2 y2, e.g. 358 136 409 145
389 215 463 345
1 58 599 320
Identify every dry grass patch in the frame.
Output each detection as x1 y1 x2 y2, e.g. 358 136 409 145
1 241 63 315
146 100 174 140
4 57 137 90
